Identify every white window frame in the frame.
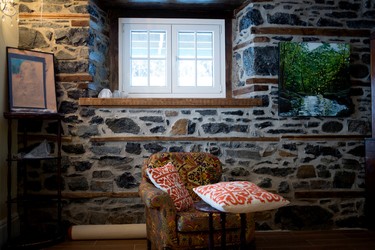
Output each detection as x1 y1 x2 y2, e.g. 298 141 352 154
119 18 226 98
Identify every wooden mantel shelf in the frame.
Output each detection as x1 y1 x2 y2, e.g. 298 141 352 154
79 97 263 108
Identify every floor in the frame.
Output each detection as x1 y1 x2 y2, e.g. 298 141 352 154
42 229 375 250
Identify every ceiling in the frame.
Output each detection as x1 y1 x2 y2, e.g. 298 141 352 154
99 0 247 11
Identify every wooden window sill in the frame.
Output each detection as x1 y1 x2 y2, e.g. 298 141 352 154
78 97 263 108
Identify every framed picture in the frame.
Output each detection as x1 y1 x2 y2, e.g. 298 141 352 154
7 47 57 113
278 41 353 117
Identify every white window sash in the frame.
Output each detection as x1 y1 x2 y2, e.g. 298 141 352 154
171 24 224 97
119 18 225 98
120 23 172 94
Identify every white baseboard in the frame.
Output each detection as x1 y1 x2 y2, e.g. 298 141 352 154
0 214 19 249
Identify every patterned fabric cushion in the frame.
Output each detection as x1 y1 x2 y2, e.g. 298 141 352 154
147 162 194 212
145 152 222 201
193 181 289 213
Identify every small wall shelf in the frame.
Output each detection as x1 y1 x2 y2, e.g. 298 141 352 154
4 112 65 249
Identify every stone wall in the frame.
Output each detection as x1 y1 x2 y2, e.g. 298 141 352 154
232 0 374 97
17 0 374 230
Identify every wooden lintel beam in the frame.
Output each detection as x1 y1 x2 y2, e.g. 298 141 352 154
90 136 280 142
62 192 139 199
295 190 365 199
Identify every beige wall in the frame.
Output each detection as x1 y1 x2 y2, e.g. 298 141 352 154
0 15 19 247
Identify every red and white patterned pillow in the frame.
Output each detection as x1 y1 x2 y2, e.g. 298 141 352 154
147 162 194 212
193 181 289 213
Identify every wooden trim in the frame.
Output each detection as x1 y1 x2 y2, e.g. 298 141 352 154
371 32 375 137
251 27 370 37
225 18 233 98
55 73 93 82
90 136 280 142
107 6 237 16
71 19 90 27
90 135 366 143
365 138 375 227
295 190 365 199
233 85 269 96
233 78 278 96
246 77 278 85
19 13 90 19
18 134 72 143
233 40 252 51
108 12 119 91
78 97 263 108
4 112 63 120
233 86 253 96
234 0 272 15
282 135 366 141
108 12 236 99
63 190 365 199
62 192 139 199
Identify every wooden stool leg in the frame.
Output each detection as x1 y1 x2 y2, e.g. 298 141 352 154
147 239 151 250
209 213 214 250
220 213 226 250
240 214 246 250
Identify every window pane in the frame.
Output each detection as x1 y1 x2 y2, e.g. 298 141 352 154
121 18 225 97
150 60 166 86
178 60 195 86
131 31 148 58
178 32 195 58
131 60 148 86
197 32 213 59
150 31 166 58
197 60 213 86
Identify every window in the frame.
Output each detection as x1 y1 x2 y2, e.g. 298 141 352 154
119 18 226 98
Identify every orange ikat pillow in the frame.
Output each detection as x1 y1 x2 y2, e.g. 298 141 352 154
193 181 289 213
147 162 194 212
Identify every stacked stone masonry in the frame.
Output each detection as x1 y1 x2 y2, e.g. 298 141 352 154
17 0 374 230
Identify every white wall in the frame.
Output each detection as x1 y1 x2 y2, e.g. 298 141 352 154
0 14 19 248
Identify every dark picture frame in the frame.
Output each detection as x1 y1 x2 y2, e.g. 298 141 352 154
278 41 352 117
7 47 57 113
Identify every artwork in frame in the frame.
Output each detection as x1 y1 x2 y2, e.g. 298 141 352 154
7 47 57 113
278 41 353 117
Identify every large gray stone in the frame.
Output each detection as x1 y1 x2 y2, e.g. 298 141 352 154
268 13 307 26
67 176 89 191
297 165 316 178
72 161 93 172
90 180 113 192
19 27 49 49
90 145 122 155
254 167 295 177
126 143 142 155
62 144 85 154
333 171 356 188
98 156 133 166
77 125 99 138
240 8 263 31
115 172 138 189
105 118 140 134
322 121 343 133
243 46 278 76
